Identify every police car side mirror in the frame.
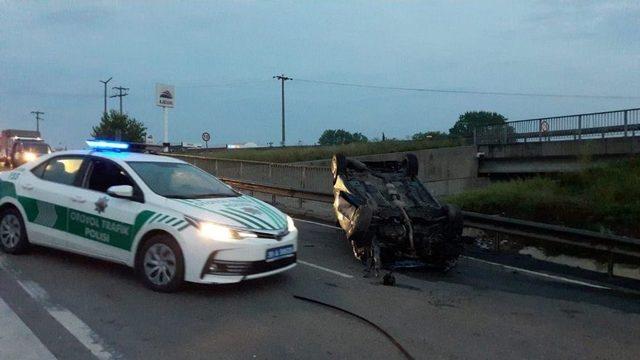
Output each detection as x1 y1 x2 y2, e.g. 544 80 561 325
107 185 134 199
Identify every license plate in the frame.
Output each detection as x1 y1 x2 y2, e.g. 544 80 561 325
266 245 294 261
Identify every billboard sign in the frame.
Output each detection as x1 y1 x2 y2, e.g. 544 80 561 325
155 83 175 108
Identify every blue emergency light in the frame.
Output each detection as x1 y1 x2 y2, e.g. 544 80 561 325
86 140 130 150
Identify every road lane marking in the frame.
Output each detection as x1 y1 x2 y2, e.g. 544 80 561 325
293 218 341 230
464 256 611 290
295 219 618 290
298 260 354 278
0 296 56 360
17 280 118 360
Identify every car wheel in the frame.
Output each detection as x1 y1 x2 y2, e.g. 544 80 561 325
137 234 185 292
404 153 419 178
331 153 347 184
0 207 29 254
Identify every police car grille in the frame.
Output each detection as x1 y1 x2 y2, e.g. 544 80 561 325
202 255 296 277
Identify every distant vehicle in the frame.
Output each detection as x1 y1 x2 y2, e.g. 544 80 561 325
331 153 463 283
10 140 52 168
0 140 298 292
0 129 45 167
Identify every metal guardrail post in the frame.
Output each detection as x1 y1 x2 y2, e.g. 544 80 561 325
538 120 543 142
624 110 628 137
577 115 582 140
299 167 306 208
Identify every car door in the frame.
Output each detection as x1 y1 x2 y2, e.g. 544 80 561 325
24 155 87 249
66 157 147 263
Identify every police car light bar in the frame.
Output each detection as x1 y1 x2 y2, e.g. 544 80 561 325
86 140 130 150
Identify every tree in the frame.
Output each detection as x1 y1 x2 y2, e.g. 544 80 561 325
318 129 369 146
92 110 147 142
411 131 448 141
449 111 508 139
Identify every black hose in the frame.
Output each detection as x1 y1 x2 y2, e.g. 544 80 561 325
293 295 415 360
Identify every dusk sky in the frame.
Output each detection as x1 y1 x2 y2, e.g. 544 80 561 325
1 1 638 148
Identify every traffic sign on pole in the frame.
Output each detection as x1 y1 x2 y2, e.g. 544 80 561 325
202 132 211 148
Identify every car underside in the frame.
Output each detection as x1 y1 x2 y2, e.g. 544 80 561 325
331 153 463 278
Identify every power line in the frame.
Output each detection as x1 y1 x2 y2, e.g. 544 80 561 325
177 79 271 88
294 78 640 100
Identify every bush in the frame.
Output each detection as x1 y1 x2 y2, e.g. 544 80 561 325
448 159 640 237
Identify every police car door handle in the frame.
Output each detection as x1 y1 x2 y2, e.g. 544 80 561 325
21 184 34 191
70 196 86 203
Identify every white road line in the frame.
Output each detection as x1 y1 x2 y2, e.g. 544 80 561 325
295 220 616 290
0 296 56 360
293 218 341 230
464 256 611 290
298 260 354 279
17 280 117 360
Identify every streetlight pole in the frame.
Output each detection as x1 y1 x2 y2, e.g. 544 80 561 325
99 77 112 115
273 74 292 147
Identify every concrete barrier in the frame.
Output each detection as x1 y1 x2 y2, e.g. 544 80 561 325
172 146 486 219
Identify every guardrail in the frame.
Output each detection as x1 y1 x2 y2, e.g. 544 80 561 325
223 177 640 275
474 107 640 145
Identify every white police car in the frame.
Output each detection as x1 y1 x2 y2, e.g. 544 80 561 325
0 141 297 292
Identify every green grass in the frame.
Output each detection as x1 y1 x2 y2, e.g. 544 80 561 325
448 159 640 237
179 138 467 164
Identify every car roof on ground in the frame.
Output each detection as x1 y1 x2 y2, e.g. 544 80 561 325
48 149 185 163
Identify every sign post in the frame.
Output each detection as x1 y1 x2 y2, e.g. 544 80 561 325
202 132 211 148
155 84 175 152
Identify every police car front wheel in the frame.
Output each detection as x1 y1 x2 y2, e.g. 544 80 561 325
0 207 29 254
137 234 185 292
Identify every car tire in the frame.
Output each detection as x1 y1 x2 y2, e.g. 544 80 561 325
136 234 185 292
331 153 347 184
404 153 419 178
0 207 29 254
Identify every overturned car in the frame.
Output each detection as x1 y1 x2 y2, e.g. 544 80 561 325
331 153 463 276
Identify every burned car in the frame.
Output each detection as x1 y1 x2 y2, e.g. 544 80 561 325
331 153 463 278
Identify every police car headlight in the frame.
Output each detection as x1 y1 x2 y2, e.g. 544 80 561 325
198 222 258 241
287 216 297 232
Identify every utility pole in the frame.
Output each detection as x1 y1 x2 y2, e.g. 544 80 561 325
30 111 44 133
273 74 292 147
110 86 129 114
99 77 113 115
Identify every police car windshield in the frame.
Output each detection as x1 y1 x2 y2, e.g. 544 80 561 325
127 161 239 199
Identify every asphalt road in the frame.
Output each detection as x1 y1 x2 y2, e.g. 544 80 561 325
1 219 640 360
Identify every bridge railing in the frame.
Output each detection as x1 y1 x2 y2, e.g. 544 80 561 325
474 108 640 145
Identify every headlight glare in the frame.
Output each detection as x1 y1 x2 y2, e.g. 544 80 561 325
24 152 37 162
199 223 235 241
193 218 259 241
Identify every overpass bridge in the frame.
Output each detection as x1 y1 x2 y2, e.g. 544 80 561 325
475 108 640 175
173 107 640 198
